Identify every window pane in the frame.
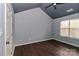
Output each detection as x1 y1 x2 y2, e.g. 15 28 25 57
60 20 69 36
70 19 79 39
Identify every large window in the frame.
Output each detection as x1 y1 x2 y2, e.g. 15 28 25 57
60 18 79 39
60 20 69 36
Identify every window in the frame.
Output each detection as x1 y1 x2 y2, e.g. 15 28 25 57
60 20 69 36
60 18 79 39
70 19 79 39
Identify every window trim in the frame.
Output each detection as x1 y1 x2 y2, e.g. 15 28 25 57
60 19 79 39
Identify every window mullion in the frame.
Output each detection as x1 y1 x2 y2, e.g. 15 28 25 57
69 20 70 37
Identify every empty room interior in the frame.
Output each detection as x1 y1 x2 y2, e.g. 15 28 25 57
6 3 79 56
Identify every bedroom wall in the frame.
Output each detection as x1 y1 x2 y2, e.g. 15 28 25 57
52 13 79 47
14 8 53 46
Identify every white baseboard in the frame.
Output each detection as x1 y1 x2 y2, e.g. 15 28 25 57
50 38 79 47
14 38 52 47
13 38 51 56
13 38 79 56
14 38 79 47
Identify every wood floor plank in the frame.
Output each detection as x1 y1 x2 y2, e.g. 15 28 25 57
14 39 79 56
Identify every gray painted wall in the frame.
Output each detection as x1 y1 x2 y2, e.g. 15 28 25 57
14 8 53 45
52 13 79 47
0 3 5 56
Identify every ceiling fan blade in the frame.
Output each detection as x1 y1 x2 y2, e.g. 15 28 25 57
45 3 53 9
45 3 63 9
53 5 57 9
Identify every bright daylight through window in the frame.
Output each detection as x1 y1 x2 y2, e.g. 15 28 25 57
60 18 79 39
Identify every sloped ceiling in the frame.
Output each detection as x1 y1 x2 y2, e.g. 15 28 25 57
12 3 42 13
12 3 79 19
40 3 79 19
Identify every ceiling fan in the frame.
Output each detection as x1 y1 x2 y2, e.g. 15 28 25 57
45 3 62 9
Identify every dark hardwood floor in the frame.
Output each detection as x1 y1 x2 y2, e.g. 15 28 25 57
14 39 79 56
